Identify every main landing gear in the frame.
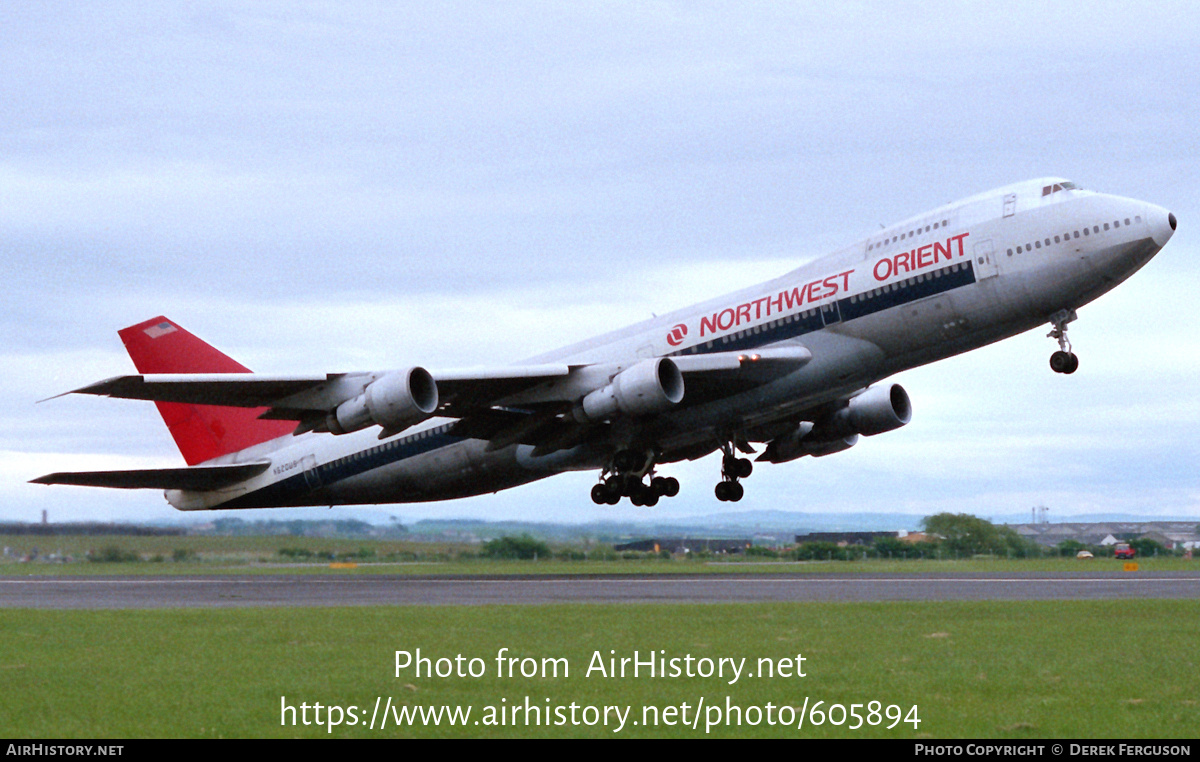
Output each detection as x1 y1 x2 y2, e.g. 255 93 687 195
1047 309 1079 375
590 449 680 507
714 443 753 503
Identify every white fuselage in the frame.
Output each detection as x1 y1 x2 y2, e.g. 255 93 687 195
169 178 1175 510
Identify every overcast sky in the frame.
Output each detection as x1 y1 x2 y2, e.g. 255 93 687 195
4 2 1198 526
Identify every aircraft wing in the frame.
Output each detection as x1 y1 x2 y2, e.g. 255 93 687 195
63 365 574 421
30 462 270 490
57 348 810 440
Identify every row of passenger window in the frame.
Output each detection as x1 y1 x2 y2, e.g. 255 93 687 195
714 308 825 344
1007 215 1143 256
868 220 952 252
323 425 449 468
849 261 967 303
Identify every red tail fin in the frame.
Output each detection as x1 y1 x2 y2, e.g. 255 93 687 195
119 317 296 465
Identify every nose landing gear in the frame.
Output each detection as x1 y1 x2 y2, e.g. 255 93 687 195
1047 309 1079 374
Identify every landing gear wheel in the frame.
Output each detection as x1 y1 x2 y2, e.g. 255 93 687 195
1050 351 1071 374
648 476 681 498
1050 351 1080 374
592 481 622 505
715 480 745 502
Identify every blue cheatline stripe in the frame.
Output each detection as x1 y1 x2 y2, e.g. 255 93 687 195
223 259 979 504
674 260 976 356
218 424 465 507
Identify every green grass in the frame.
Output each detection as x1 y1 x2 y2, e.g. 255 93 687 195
1 601 1196 738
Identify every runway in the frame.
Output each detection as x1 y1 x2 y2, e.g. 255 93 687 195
2 571 1199 608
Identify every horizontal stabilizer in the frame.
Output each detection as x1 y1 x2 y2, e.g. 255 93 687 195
30 462 270 491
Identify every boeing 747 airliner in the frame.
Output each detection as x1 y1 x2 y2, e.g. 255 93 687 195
33 178 1177 509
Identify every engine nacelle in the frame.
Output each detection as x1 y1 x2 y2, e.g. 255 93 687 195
758 384 910 464
828 383 912 437
576 358 684 422
326 367 439 436
801 434 860 458
760 423 859 463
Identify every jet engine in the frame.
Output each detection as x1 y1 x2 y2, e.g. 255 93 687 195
825 383 912 437
326 367 439 436
758 383 911 464
576 358 684 422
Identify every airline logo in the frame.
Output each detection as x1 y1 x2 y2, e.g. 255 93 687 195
666 323 688 346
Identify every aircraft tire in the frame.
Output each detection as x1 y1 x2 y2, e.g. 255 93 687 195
663 477 680 497
727 481 744 502
590 484 609 505
1065 352 1079 374
715 481 731 502
1050 351 1072 373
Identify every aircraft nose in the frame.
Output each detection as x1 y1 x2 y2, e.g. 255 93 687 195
1149 204 1176 248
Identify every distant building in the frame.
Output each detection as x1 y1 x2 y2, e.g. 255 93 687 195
1005 521 1200 550
0 522 185 537
614 538 750 554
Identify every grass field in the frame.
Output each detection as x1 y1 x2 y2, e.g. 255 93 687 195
2 600 1197 738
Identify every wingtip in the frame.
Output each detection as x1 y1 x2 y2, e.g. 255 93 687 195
36 375 135 404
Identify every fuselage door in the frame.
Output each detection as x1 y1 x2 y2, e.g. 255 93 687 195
973 239 999 280
301 455 322 490
1003 193 1017 218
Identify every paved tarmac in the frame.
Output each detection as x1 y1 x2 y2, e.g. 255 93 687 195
2 571 1198 608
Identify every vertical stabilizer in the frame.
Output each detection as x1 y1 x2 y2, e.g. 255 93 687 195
118 317 296 465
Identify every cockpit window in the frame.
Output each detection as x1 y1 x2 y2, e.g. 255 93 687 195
1042 181 1079 197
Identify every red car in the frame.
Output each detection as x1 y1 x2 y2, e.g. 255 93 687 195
1114 543 1136 560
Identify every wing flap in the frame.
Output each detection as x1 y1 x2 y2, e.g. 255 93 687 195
673 346 812 372
30 462 270 491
